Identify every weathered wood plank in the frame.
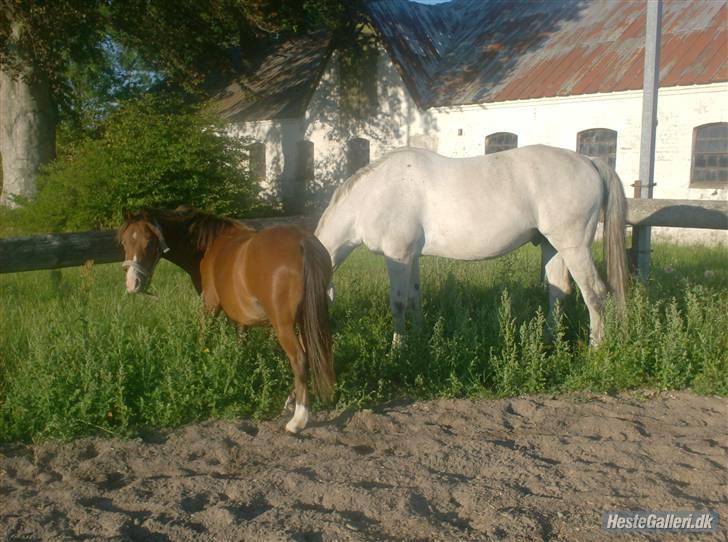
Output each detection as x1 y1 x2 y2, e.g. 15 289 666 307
0 216 313 274
626 199 728 230
0 202 725 275
0 231 120 273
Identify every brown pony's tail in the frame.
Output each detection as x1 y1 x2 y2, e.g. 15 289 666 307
590 157 628 307
300 235 336 401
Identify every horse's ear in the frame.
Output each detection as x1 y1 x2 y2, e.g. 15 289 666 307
122 207 132 220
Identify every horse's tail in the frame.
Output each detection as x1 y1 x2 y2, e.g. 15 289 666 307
590 157 628 306
300 234 336 401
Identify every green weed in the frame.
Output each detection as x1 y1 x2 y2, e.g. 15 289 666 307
0 243 726 442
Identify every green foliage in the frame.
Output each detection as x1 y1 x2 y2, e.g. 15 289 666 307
0 1 106 93
338 25 379 120
14 94 259 232
1 1 347 102
0 243 726 443
62 39 160 133
110 0 347 89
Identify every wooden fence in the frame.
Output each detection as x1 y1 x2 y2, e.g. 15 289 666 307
0 216 316 274
0 200 725 274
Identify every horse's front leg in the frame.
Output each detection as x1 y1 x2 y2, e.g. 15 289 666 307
198 290 221 343
385 257 413 348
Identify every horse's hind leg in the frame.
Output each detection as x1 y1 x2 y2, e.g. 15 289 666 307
385 257 413 347
275 323 310 433
284 391 296 413
556 246 608 345
541 241 572 333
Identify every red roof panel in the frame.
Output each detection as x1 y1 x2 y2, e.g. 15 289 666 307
365 0 728 108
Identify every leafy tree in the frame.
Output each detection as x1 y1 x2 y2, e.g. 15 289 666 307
111 0 346 79
17 94 259 232
1 0 348 208
0 0 106 206
62 38 161 136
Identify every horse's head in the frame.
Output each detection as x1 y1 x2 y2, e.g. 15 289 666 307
118 209 169 293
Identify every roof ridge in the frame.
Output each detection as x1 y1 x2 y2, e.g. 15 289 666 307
426 0 496 102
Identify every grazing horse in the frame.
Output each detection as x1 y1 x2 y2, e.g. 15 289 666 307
315 145 627 345
118 208 335 433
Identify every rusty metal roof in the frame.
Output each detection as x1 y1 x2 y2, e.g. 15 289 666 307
365 0 728 109
209 33 332 122
212 0 726 121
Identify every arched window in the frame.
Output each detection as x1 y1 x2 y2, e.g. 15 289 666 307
485 132 518 154
577 128 617 169
347 138 370 176
247 142 266 183
691 122 728 186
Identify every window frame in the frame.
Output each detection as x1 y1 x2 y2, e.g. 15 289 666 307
576 128 617 170
690 122 728 188
485 132 518 155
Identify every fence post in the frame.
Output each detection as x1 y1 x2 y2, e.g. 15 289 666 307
629 180 641 271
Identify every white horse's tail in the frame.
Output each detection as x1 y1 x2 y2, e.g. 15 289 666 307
590 157 628 306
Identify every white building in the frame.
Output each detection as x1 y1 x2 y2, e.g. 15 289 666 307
213 0 727 244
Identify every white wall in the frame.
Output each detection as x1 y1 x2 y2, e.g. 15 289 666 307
426 83 727 198
422 83 727 244
228 48 421 205
227 118 305 202
303 49 422 195
231 49 727 244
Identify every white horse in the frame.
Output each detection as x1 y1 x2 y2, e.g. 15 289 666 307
315 145 627 345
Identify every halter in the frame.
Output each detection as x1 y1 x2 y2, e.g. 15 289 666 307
121 259 153 276
155 219 171 254
121 219 170 275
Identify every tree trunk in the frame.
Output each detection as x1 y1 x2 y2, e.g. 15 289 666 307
0 23 57 208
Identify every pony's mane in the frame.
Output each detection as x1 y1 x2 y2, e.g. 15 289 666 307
123 207 249 252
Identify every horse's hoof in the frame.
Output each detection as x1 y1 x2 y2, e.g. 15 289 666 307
285 420 305 434
285 403 309 434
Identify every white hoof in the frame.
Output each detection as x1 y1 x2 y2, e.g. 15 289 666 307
285 403 309 434
285 420 304 434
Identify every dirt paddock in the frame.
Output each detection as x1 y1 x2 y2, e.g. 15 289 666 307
1 391 725 541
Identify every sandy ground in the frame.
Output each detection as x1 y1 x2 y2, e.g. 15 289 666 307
1 391 726 541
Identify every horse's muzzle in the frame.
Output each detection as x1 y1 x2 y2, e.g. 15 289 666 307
123 261 150 293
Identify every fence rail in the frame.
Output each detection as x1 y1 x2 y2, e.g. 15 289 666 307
625 198 727 230
0 200 726 274
0 216 314 274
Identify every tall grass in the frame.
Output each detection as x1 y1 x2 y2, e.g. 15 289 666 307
1 243 726 442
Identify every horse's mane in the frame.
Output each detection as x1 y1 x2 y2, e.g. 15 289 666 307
328 149 407 206
124 207 249 252
317 148 422 231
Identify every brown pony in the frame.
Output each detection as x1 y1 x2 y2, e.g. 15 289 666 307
118 208 335 433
